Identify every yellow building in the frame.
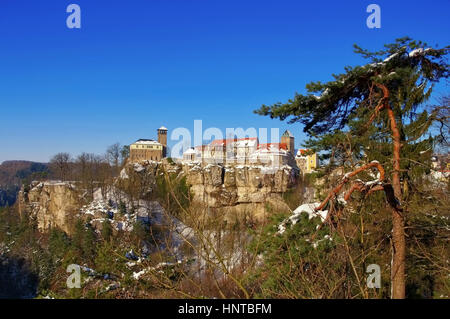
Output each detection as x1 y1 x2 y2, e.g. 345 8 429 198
295 149 319 173
129 126 168 163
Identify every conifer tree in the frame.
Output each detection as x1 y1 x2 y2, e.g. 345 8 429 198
101 218 113 242
255 37 449 298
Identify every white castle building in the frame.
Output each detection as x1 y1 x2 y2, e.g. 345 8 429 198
182 131 297 167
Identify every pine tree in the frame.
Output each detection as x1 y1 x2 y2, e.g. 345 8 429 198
72 218 97 261
48 228 70 261
255 37 449 298
82 224 97 262
101 218 113 243
72 219 85 256
118 201 127 215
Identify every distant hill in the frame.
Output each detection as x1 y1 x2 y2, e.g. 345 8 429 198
0 160 49 207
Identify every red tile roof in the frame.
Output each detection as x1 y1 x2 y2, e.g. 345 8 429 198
196 138 288 151
209 137 258 146
258 143 288 150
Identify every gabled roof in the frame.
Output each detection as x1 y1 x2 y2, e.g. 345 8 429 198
258 143 288 150
234 138 258 147
296 149 312 157
133 139 161 145
136 139 155 142
209 137 258 146
282 130 294 138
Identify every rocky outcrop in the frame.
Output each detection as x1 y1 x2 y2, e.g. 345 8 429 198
18 160 300 233
183 163 299 219
118 161 299 219
18 181 80 234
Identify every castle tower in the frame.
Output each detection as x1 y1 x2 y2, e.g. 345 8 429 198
281 130 295 155
157 126 168 158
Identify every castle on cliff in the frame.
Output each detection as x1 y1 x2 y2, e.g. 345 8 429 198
182 130 319 173
129 126 168 162
129 127 319 173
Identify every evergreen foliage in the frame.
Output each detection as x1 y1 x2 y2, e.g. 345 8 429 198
255 37 449 298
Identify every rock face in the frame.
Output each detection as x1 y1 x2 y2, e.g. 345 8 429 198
183 163 299 219
18 161 300 233
18 181 80 234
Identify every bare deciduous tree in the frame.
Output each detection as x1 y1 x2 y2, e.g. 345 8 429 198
49 152 72 181
106 143 122 174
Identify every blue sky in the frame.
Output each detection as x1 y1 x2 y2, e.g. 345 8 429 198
0 0 449 162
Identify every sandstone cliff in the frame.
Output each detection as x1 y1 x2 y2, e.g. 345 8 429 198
183 162 299 219
18 181 80 234
18 160 301 232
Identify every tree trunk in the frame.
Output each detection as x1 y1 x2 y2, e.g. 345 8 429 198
316 82 407 298
391 207 405 298
385 91 406 299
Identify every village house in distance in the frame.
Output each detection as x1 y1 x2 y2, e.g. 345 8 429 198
295 149 319 174
129 126 168 162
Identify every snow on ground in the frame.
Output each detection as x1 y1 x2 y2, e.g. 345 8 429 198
132 260 184 280
119 168 129 179
81 187 165 232
80 185 249 281
82 186 196 258
133 163 145 173
80 198 117 217
30 180 77 190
